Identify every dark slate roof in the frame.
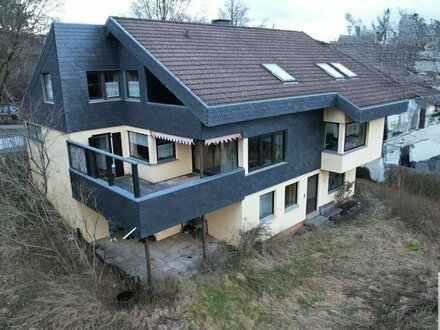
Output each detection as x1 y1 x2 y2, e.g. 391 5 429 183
112 17 414 108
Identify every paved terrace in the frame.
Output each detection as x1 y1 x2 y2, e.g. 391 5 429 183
96 233 230 278
114 173 199 196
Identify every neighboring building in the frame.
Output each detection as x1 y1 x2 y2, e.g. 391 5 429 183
334 40 440 180
22 18 410 244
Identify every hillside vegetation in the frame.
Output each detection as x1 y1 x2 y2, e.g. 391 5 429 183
0 161 439 329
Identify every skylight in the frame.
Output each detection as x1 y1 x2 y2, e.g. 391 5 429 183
316 63 345 79
262 64 296 83
330 63 358 78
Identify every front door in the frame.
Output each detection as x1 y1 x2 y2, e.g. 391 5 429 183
306 174 319 214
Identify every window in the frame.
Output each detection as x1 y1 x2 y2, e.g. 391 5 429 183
316 63 357 79
344 122 366 151
285 183 298 209
330 63 357 78
193 141 238 176
324 123 339 151
42 73 53 102
259 191 274 220
262 64 296 83
86 71 120 100
328 172 344 192
126 70 140 98
26 123 42 142
146 69 183 105
156 138 175 161
316 63 345 79
129 131 149 162
248 131 285 171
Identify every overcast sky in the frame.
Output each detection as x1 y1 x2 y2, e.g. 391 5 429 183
57 0 440 41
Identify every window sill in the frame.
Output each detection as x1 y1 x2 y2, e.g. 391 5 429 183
128 157 150 166
322 145 367 156
247 161 287 176
88 98 122 104
157 157 177 165
260 214 276 224
125 98 141 103
285 204 299 213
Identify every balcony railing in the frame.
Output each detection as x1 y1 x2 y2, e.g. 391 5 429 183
67 140 142 197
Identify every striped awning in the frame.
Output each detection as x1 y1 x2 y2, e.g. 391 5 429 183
205 133 242 145
151 131 194 145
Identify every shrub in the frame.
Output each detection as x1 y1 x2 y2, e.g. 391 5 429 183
335 181 354 205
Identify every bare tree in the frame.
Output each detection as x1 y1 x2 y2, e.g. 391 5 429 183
218 0 250 26
0 0 63 104
130 0 206 22
372 8 395 44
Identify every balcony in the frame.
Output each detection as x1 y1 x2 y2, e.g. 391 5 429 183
67 140 245 238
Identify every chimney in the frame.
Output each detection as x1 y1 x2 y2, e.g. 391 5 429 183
211 19 232 26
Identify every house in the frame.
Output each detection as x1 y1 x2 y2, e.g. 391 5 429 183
334 40 440 179
22 17 411 248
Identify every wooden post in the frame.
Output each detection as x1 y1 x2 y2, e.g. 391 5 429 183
144 238 153 287
201 215 207 261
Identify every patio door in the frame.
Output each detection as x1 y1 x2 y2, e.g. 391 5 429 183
306 174 319 214
88 133 124 177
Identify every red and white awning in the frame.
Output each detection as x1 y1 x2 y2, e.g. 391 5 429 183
204 133 242 145
151 131 194 145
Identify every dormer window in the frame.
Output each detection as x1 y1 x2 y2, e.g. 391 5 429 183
87 71 120 101
126 70 140 98
42 73 53 103
262 64 296 83
316 63 357 80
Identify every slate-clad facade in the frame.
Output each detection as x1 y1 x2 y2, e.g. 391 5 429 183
23 18 409 242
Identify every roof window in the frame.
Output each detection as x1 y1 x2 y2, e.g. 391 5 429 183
316 63 357 79
262 64 296 83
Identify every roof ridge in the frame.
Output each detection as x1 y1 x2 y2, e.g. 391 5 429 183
111 16 307 35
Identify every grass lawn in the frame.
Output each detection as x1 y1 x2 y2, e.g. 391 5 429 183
1 179 438 329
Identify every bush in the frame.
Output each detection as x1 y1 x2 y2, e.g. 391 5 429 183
234 224 271 257
385 165 440 200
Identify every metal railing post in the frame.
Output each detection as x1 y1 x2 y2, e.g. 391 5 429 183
106 156 114 186
132 164 140 198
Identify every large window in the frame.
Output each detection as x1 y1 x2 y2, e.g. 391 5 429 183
248 131 285 171
259 191 274 221
42 73 53 103
129 131 149 162
285 182 298 209
146 69 183 105
193 141 238 176
126 70 140 98
156 138 175 161
344 122 366 151
324 123 339 151
87 71 120 100
328 172 344 192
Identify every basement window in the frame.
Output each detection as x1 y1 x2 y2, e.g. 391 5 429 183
86 71 120 101
262 64 296 83
156 138 176 161
328 172 344 192
259 191 275 221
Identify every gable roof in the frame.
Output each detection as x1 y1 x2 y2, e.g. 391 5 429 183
111 17 414 108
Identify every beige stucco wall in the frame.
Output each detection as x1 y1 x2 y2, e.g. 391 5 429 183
321 118 385 173
69 125 193 183
27 126 109 242
323 107 352 124
205 202 243 243
318 168 356 207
